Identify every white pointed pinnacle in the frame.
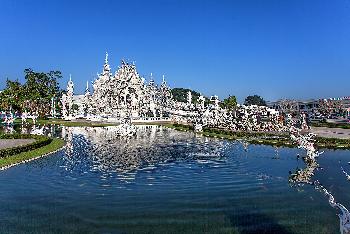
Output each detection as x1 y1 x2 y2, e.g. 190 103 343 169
105 51 109 64
162 75 165 83
86 80 89 90
69 74 72 82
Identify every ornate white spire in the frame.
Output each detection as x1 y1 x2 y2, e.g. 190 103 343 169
105 51 109 64
187 91 192 105
102 52 111 75
64 75 74 119
161 75 168 88
149 72 154 85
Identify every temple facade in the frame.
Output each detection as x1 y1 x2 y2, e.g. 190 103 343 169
84 52 173 119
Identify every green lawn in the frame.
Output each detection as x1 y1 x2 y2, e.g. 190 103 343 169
37 118 118 127
165 123 350 149
0 138 65 169
311 121 350 129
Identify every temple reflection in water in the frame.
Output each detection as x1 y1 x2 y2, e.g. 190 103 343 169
61 125 229 177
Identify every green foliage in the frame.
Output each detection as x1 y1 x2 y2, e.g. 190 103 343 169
0 134 52 158
172 123 194 131
72 103 79 111
315 137 350 149
0 138 65 168
220 95 237 110
244 95 266 106
311 122 350 129
171 88 206 104
0 79 25 111
0 69 63 117
168 123 350 149
37 118 118 127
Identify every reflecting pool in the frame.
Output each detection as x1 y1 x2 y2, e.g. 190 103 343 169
0 125 349 233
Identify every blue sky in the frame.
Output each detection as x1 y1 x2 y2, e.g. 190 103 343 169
1 0 350 102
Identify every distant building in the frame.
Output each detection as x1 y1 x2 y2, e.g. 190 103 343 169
267 97 350 118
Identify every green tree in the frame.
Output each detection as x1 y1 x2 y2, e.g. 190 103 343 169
22 69 62 116
244 95 266 106
171 88 206 104
0 69 63 116
220 95 237 110
0 79 24 111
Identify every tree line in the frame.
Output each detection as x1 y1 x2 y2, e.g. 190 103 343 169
0 69 63 117
171 88 267 108
1 70 267 117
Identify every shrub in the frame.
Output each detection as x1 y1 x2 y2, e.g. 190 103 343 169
0 134 52 158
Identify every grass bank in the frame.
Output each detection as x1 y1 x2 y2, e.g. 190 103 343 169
41 119 173 127
311 122 350 129
0 134 52 157
12 118 119 127
0 138 65 169
164 123 350 149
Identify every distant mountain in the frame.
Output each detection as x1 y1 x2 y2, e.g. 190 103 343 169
171 88 208 104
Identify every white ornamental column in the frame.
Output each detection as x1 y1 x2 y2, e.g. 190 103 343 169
66 74 74 119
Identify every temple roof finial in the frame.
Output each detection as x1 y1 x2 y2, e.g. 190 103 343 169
69 74 72 82
105 51 109 64
162 75 165 83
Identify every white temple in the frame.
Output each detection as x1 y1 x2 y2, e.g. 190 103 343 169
63 52 280 128
91 53 172 120
69 52 173 121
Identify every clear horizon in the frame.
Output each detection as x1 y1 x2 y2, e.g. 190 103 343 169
1 0 350 103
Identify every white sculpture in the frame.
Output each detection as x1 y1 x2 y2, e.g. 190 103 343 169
187 91 192 106
61 74 74 120
316 183 350 234
82 81 91 117
66 75 74 119
3 113 15 126
21 111 27 125
61 94 67 119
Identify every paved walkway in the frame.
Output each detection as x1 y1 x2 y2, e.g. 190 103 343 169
0 139 35 150
310 127 350 139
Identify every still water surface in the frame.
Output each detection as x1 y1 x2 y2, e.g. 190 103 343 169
0 125 349 233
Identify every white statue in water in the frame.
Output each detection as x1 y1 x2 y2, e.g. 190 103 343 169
315 183 350 234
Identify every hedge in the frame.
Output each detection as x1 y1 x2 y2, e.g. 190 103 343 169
170 123 350 149
202 127 289 139
0 134 52 158
311 122 350 129
173 123 194 131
